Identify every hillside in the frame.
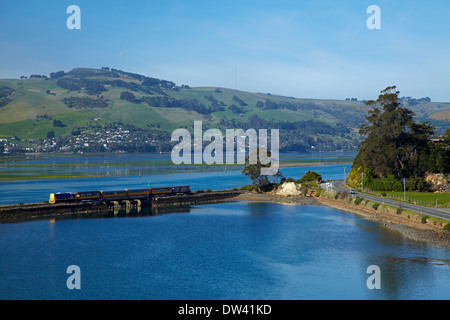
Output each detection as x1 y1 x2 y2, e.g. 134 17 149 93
0 67 449 154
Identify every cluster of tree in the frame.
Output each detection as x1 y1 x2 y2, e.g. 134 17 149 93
70 68 117 78
349 86 450 191
142 77 175 90
0 86 13 108
220 115 350 136
256 99 320 112
63 96 108 109
400 96 431 106
229 104 246 114
204 95 226 110
112 80 153 95
100 67 177 90
232 95 247 107
142 96 222 115
101 67 144 81
29 74 48 79
120 91 140 104
56 77 107 95
49 71 66 79
53 119 65 128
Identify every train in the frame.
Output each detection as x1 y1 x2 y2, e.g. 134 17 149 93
49 185 191 204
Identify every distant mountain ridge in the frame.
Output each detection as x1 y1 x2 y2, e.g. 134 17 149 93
0 67 449 153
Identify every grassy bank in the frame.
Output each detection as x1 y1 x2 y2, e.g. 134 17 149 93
361 189 450 208
316 188 450 234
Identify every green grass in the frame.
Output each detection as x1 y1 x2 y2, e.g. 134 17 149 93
364 189 450 208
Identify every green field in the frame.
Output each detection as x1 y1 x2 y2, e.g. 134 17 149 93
368 190 450 208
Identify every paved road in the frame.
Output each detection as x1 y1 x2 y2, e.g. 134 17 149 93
322 180 450 221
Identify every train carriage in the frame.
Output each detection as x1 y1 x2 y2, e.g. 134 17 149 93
75 191 102 201
101 190 128 198
150 187 173 195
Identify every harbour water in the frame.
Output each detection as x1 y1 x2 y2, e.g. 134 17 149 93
0 153 449 300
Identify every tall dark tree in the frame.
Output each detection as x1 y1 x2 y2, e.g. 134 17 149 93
352 86 434 180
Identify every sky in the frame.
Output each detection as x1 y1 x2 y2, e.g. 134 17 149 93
1 0 450 101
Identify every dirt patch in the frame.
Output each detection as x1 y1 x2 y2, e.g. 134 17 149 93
234 193 320 205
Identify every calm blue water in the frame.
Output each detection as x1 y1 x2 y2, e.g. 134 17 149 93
0 153 448 300
0 153 353 205
0 202 449 300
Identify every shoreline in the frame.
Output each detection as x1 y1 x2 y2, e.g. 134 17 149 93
234 193 450 248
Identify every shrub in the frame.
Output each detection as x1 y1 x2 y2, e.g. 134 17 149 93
372 203 380 210
301 186 309 195
381 192 387 197
315 190 321 197
421 215 430 224
339 190 349 200
443 223 450 232
354 197 363 205
334 192 341 199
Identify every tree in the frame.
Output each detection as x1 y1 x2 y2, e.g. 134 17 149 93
47 131 55 139
53 119 65 127
352 86 434 180
242 149 280 192
299 170 322 183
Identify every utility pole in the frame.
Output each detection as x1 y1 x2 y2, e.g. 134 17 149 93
403 178 406 202
361 172 364 191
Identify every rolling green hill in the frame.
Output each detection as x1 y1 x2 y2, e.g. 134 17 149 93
0 67 449 153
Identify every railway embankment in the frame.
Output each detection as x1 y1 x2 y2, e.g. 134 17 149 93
151 190 242 207
0 190 243 222
0 202 109 222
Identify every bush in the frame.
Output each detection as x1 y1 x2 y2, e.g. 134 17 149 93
354 197 363 205
372 203 380 210
299 171 322 183
334 192 341 199
381 192 387 197
301 186 309 195
443 223 450 232
421 215 430 224
339 190 349 200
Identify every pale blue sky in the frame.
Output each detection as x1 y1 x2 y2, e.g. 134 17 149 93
1 0 450 101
